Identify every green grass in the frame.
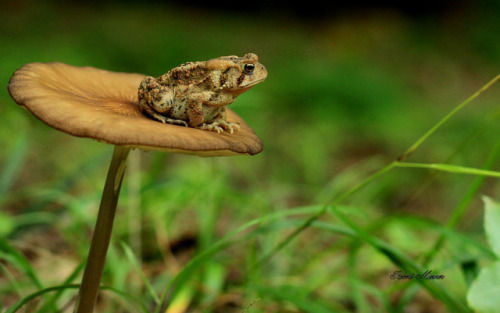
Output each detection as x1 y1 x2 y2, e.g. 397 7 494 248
2 0 500 312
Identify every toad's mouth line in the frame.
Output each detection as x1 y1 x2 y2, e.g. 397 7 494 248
238 78 266 88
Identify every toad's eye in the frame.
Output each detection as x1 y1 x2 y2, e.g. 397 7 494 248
243 63 255 75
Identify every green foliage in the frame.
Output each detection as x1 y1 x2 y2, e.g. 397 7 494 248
467 263 500 313
483 197 500 256
467 197 500 313
2 1 500 312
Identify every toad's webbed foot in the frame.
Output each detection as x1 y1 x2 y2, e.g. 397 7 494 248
199 121 241 134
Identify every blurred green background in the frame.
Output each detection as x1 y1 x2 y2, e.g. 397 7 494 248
1 0 500 312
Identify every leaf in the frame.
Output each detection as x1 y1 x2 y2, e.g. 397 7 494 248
482 196 500 257
466 197 500 312
467 262 500 313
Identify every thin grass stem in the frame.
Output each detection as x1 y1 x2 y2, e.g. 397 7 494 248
394 161 500 178
398 74 500 162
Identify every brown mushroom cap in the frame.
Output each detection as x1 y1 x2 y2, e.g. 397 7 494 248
8 62 263 156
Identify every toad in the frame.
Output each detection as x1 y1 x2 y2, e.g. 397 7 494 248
138 53 267 133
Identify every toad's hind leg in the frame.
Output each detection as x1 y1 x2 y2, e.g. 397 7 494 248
138 76 188 126
152 114 189 126
144 109 188 126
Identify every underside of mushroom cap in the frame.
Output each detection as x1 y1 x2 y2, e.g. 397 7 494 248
8 62 263 156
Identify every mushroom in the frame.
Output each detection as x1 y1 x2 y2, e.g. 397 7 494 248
7 62 263 313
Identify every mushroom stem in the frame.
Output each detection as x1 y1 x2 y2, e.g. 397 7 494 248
74 145 131 313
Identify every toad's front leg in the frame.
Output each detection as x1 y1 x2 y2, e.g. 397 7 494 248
200 107 241 134
186 94 240 133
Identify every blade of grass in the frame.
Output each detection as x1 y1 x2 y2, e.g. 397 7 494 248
0 262 23 299
427 143 500 261
164 283 195 313
348 241 372 313
155 218 261 313
395 161 500 178
120 241 161 305
397 102 500 210
154 205 329 313
397 74 500 161
100 285 149 313
0 132 30 206
4 284 149 313
255 162 397 268
0 238 61 312
5 285 81 313
328 205 472 313
251 285 337 313
354 280 395 313
385 215 496 260
256 204 328 267
0 238 44 291
38 261 85 313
